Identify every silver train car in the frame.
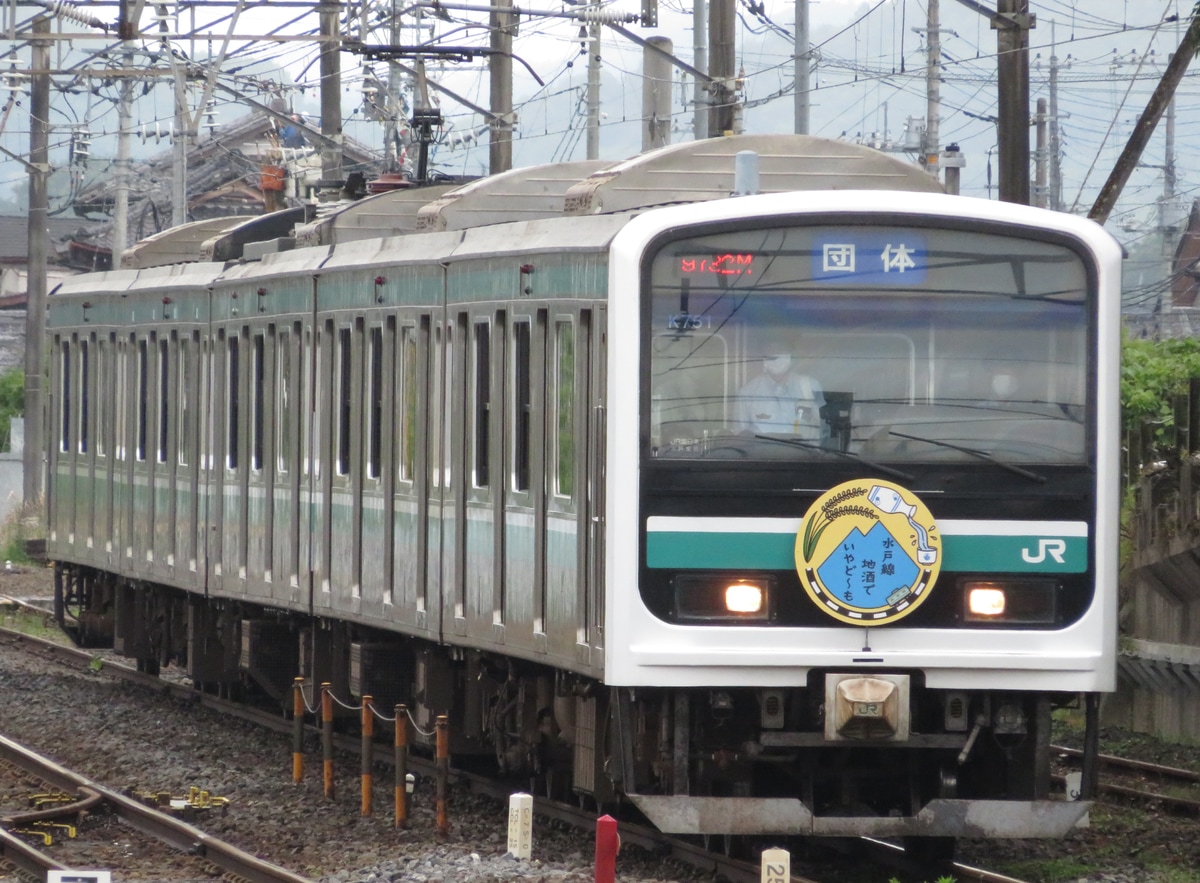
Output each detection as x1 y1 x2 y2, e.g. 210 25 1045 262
47 135 1120 851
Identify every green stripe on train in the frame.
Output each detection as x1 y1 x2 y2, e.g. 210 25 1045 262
646 532 1087 573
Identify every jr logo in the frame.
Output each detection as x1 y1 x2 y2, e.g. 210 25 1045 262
1022 538 1067 564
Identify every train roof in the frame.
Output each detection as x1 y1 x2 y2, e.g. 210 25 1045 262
414 160 611 232
563 134 944 215
88 135 942 272
118 216 257 270
293 183 460 247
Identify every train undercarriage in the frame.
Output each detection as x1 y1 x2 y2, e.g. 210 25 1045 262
54 561 1095 846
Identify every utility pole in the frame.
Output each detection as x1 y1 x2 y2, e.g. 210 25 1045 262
489 0 514 172
1159 53 1177 255
586 4 601 159
1090 10 1200 224
707 0 735 137
1048 21 1062 211
995 0 1033 205
692 0 708 140
113 0 136 265
794 0 809 134
642 36 672 151
1033 97 1047 208
167 30 188 224
923 0 940 180
318 0 345 196
25 14 49 507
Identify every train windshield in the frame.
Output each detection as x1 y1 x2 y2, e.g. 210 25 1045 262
644 223 1090 464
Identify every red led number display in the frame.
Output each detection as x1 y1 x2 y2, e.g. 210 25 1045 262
680 253 754 276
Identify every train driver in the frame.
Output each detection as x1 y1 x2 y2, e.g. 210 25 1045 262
735 338 827 441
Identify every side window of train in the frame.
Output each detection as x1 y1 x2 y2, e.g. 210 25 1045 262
472 319 490 489
136 337 149 462
116 336 129 461
512 318 531 493
553 319 574 500
96 336 109 458
78 337 90 455
367 324 384 480
277 327 292 474
252 331 265 473
398 324 417 484
177 333 192 468
157 336 170 464
227 332 240 471
59 339 70 453
337 325 353 477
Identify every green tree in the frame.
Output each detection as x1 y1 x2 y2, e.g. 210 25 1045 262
1121 335 1200 433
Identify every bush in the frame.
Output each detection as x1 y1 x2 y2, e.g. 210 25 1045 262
0 366 23 453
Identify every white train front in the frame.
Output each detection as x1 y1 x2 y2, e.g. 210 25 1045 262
46 138 1120 854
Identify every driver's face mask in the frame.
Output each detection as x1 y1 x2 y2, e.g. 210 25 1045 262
763 355 792 376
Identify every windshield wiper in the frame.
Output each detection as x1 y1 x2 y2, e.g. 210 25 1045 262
753 434 914 482
887 431 1046 483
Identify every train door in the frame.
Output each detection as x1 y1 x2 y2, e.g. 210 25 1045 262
501 309 548 656
544 307 596 663
272 321 306 607
358 317 392 620
174 330 201 578
244 329 268 591
585 306 606 669
95 333 115 566
427 316 450 635
151 332 176 580
390 315 434 634
451 308 500 646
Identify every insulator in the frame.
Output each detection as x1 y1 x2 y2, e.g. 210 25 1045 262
572 8 639 24
37 0 109 30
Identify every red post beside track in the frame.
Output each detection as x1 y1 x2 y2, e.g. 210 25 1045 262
595 814 618 883
435 714 449 836
292 677 305 784
395 704 409 828
361 695 374 817
321 682 334 800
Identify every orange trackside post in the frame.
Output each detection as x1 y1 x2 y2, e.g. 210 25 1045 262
292 677 305 784
321 682 334 800
394 704 409 828
361 695 374 817
595 814 619 883
435 714 449 836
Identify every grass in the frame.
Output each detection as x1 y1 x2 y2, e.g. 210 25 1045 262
0 496 43 565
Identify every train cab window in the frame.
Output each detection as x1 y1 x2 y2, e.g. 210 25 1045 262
337 326 352 477
136 338 149 462
472 320 491 488
398 325 417 483
252 333 265 473
59 340 70 453
512 319 531 492
227 334 240 471
157 338 169 464
367 325 383 480
553 320 575 499
79 338 89 455
645 226 1089 464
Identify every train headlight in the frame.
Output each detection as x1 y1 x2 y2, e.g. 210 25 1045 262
961 579 1058 624
725 581 764 614
673 575 771 622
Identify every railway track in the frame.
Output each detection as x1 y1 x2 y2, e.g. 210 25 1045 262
0 620 1039 883
1052 744 1200 814
0 732 312 882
